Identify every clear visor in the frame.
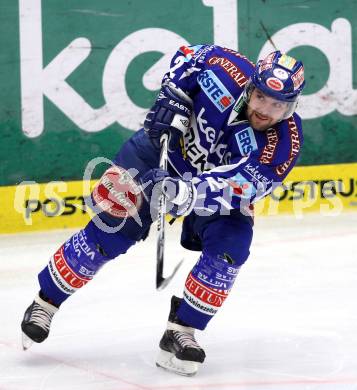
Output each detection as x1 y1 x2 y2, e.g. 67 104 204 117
244 82 298 121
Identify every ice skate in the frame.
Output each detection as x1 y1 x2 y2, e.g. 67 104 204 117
156 296 206 376
21 293 58 350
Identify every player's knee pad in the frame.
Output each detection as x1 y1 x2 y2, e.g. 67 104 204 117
177 251 242 330
202 216 252 268
38 220 135 306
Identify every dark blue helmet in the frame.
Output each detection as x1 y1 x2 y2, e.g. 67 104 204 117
239 51 305 121
252 51 305 103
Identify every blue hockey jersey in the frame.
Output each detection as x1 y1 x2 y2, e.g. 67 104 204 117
163 44 303 214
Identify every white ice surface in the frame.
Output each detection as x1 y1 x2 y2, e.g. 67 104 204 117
1 213 357 390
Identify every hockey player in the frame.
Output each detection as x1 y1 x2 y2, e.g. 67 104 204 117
21 44 305 376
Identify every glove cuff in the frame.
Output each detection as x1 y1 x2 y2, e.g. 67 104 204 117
163 179 197 217
179 182 197 216
163 80 193 105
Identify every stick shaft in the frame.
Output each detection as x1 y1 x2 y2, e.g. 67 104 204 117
156 133 169 289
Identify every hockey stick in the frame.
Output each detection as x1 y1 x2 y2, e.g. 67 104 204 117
156 133 184 290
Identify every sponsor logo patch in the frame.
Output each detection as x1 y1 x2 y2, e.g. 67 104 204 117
278 54 297 70
168 99 191 115
197 70 235 112
48 246 91 295
180 118 190 127
259 128 279 164
193 45 215 63
183 107 227 173
273 68 289 80
276 117 301 176
292 66 304 90
70 230 96 262
243 163 273 185
259 52 276 72
235 127 258 156
92 166 142 218
183 273 229 316
266 77 284 91
207 56 248 87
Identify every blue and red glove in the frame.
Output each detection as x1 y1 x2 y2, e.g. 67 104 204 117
144 83 192 150
140 168 197 218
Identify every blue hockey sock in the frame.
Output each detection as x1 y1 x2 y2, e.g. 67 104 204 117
38 220 135 306
176 251 242 330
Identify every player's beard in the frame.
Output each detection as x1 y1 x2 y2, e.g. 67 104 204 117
246 106 277 131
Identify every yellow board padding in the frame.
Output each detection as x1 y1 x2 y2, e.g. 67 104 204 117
0 180 95 234
0 162 356 234
254 162 357 217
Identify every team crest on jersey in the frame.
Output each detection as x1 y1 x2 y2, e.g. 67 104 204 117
197 70 235 112
228 172 256 199
179 45 204 61
235 127 258 156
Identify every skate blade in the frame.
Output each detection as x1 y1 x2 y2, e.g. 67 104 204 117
156 349 199 376
22 332 34 351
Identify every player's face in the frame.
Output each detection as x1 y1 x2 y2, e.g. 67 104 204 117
246 88 288 131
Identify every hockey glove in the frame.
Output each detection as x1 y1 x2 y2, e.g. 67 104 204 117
144 83 192 151
140 168 197 218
